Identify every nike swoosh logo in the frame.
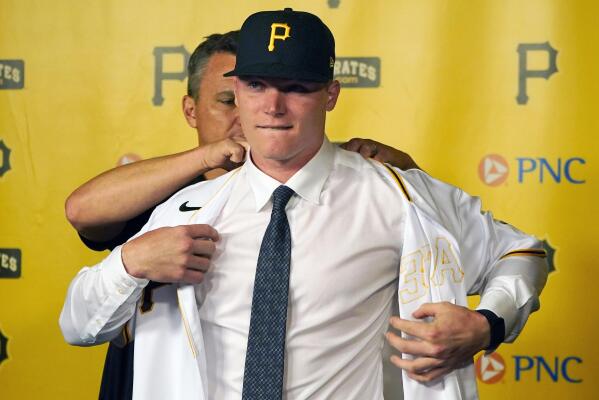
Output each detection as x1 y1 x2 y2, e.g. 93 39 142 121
179 201 202 212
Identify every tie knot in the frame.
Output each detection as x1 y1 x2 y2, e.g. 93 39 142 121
272 185 295 211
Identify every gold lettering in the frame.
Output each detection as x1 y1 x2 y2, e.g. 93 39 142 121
268 23 291 52
431 237 464 286
399 250 427 304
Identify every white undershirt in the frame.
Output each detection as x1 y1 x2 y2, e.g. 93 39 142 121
195 138 406 399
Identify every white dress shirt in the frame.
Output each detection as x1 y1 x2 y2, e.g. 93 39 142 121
196 137 405 398
60 136 547 400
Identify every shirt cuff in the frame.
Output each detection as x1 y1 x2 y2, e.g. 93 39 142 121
80 245 149 343
476 289 517 340
104 245 150 296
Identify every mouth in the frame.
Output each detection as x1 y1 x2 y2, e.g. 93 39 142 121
256 125 293 130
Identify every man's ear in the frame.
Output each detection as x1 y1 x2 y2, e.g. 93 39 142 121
325 80 341 112
182 95 198 128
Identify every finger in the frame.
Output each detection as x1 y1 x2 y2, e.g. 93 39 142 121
227 143 247 164
390 317 432 340
358 143 375 158
407 366 451 383
186 224 220 241
412 302 442 320
234 138 250 154
185 255 211 272
389 355 443 374
372 152 388 163
341 138 363 152
181 269 205 284
191 238 217 257
386 332 432 357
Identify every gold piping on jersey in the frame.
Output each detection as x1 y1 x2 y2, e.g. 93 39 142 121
123 323 131 345
499 248 547 260
113 323 131 348
138 287 153 314
383 164 412 202
177 169 242 358
189 168 241 221
177 298 198 359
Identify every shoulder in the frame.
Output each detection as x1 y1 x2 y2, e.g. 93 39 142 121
150 168 241 222
170 170 239 204
335 147 417 203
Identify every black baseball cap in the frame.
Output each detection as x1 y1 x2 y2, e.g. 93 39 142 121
224 8 335 82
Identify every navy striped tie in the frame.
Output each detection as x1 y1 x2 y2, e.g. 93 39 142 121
242 185 295 400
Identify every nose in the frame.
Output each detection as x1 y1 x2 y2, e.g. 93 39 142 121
228 106 243 137
263 87 286 117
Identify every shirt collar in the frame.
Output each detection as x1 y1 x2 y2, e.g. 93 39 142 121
244 136 336 211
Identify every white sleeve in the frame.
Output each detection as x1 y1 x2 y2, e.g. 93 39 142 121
402 169 549 342
59 246 148 346
450 184 548 342
59 202 170 346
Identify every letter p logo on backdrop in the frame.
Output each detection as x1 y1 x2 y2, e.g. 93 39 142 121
152 46 190 106
268 23 291 52
516 42 558 105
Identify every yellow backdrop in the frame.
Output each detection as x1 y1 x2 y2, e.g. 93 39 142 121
1 0 596 398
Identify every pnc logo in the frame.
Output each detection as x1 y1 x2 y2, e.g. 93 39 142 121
475 352 506 384
478 154 586 185
478 154 509 186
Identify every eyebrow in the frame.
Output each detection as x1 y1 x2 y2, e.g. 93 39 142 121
242 77 325 92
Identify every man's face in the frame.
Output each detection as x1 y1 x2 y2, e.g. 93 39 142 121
183 52 242 145
234 77 340 169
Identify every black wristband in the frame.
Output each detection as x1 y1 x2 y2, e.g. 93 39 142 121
476 309 505 352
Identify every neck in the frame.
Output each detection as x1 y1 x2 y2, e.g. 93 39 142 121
251 142 323 183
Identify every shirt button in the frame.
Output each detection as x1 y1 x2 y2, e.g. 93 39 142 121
118 287 127 295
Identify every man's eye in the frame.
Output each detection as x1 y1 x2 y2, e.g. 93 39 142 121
219 98 235 106
247 81 264 90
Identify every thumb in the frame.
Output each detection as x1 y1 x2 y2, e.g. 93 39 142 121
412 303 438 320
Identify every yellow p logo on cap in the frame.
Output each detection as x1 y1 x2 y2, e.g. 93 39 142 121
268 23 291 52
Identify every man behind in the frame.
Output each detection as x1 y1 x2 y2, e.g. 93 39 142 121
61 10 548 400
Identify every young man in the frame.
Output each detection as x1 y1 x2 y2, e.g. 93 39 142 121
61 9 547 399
66 32 418 399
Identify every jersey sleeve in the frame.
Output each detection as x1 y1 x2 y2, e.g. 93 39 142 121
59 198 173 346
400 168 549 342
453 188 548 341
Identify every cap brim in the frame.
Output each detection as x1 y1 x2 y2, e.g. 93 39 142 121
224 63 330 83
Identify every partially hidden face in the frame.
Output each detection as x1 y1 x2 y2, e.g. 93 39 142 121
185 52 243 145
233 76 340 168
